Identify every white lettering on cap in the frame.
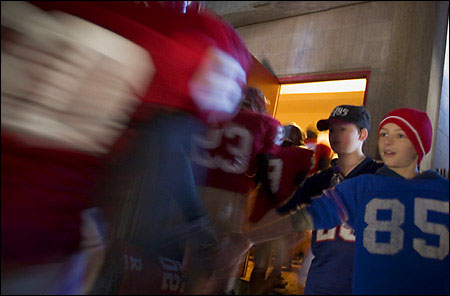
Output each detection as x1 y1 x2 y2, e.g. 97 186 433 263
331 107 349 117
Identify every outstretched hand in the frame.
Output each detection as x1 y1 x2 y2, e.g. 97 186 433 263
202 232 252 294
214 232 252 270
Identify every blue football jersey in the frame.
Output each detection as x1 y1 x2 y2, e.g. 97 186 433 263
304 157 382 295
307 169 449 294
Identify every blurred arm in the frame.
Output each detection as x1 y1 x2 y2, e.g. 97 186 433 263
247 207 314 246
276 172 325 214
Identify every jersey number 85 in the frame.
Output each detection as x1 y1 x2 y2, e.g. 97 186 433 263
363 198 449 260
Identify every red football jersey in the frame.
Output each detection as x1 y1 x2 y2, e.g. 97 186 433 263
2 1 154 265
305 139 332 174
116 241 186 295
1 1 252 265
1 133 104 265
191 110 283 195
32 1 253 124
250 145 314 223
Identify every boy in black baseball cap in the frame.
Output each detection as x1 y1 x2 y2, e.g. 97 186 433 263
272 104 381 294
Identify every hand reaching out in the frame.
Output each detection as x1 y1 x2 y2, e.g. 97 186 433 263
202 232 252 294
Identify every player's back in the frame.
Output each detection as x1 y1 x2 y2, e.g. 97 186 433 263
191 109 282 195
269 146 313 202
250 146 313 223
305 139 332 175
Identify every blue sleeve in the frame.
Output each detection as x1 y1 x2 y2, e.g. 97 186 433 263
306 177 364 229
276 170 332 214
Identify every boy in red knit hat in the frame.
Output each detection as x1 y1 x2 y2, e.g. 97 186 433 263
377 107 433 173
213 107 449 294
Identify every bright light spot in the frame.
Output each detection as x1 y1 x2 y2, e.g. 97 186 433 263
280 79 367 94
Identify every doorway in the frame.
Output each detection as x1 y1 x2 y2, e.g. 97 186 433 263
274 71 370 151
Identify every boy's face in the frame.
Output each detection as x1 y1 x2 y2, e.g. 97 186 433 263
378 122 418 169
328 121 363 154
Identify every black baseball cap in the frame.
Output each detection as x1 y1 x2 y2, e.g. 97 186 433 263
317 105 370 131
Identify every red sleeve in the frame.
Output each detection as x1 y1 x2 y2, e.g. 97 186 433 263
262 115 283 155
317 143 332 157
296 147 315 174
32 1 253 123
249 146 313 223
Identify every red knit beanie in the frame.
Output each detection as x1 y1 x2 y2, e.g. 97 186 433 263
377 108 433 165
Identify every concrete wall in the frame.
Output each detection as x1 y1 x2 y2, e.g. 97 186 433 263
236 1 449 169
433 21 449 177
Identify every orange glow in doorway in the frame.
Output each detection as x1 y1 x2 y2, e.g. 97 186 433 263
275 77 368 159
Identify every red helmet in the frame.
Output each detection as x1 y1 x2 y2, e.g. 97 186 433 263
283 123 305 146
142 1 206 15
242 87 268 113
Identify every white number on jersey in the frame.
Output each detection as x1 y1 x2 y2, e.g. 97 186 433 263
316 224 355 242
363 199 404 255
268 158 283 194
274 125 284 146
363 198 449 260
191 123 253 174
413 198 449 260
159 257 185 292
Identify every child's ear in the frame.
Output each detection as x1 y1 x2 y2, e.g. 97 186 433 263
359 128 369 141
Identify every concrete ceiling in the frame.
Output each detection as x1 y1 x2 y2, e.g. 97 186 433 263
206 1 368 28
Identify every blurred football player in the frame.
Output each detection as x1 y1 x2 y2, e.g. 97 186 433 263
249 123 313 292
2 1 253 294
214 105 383 295
190 87 283 294
1 1 154 294
305 123 333 174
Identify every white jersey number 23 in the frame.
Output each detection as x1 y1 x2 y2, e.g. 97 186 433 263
191 123 253 174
